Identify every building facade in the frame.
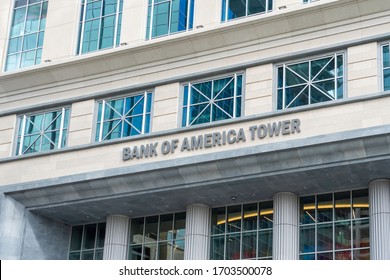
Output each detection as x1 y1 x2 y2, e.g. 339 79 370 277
0 0 390 260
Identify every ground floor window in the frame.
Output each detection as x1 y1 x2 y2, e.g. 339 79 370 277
299 189 369 260
128 212 186 260
68 222 106 260
210 201 273 260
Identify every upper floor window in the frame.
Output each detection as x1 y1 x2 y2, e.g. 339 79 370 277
78 0 123 54
16 108 70 155
5 0 48 71
303 0 320 3
95 92 152 142
221 0 272 22
277 53 344 110
146 0 194 40
382 43 390 91
182 74 243 127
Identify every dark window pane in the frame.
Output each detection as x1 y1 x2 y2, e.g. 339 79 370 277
353 219 369 249
335 191 351 221
227 205 241 233
335 250 351 260
173 239 185 260
243 203 257 231
259 201 273 229
353 249 370 260
258 230 272 258
317 252 333 260
130 218 144 244
228 0 246 19
210 235 225 260
128 245 143 260
96 223 106 248
300 196 315 224
383 45 390 68
144 243 157 260
300 225 315 253
317 193 333 223
352 189 369 219
242 232 256 259
174 212 186 240
335 221 351 250
158 242 171 260
83 224 97 250
226 233 241 260
145 216 158 243
211 207 226 235
70 226 83 251
68 252 81 260
317 223 333 252
159 214 173 241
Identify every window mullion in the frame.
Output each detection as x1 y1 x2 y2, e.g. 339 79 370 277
186 83 191 126
97 0 104 49
186 0 190 30
142 92 148 134
99 100 106 141
233 74 238 118
282 65 286 109
168 0 172 36
149 0 155 40
79 1 88 54
58 108 66 149
113 0 121 46
246 0 248 17
210 81 214 123
18 115 27 155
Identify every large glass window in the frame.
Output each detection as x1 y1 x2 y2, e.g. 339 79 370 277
382 43 390 91
299 189 370 260
6 0 48 71
277 53 344 110
128 212 186 260
146 0 194 40
95 92 152 141
210 201 273 260
221 0 272 22
16 108 70 155
182 74 243 127
78 0 123 54
69 223 106 260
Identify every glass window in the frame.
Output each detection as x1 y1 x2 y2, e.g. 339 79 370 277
146 0 194 40
222 0 272 22
210 201 273 260
277 53 344 110
182 74 243 126
128 212 186 260
299 189 370 260
16 108 70 155
5 0 48 71
69 222 106 260
96 92 152 141
382 43 390 91
303 0 320 3
78 0 123 54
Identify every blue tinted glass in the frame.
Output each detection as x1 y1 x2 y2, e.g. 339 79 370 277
6 53 21 71
8 37 22 54
86 1 102 20
103 0 117 16
383 45 390 68
23 33 38 50
153 2 170 37
248 0 267 15
100 15 115 49
183 85 189 106
25 4 41 33
228 0 246 20
21 50 36 67
384 69 390 91
10 7 27 37
221 0 226 21
170 0 188 33
146 93 153 112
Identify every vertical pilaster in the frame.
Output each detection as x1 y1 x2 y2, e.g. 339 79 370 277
273 192 299 260
184 204 210 260
103 215 130 260
369 179 390 260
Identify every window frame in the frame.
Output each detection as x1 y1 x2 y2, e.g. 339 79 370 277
181 72 245 127
146 0 194 40
15 107 71 156
381 42 390 92
77 0 124 55
94 91 153 142
221 0 273 23
5 0 49 72
275 52 346 111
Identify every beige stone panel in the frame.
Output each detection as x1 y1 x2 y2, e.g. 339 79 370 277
152 114 178 132
246 64 273 84
245 96 272 116
245 81 272 100
70 100 95 118
69 114 94 133
0 143 12 158
42 0 80 61
348 76 379 97
68 129 93 147
121 0 146 44
194 0 220 29
348 59 378 81
153 98 178 117
0 128 14 145
348 42 378 64
0 115 16 130
154 83 180 102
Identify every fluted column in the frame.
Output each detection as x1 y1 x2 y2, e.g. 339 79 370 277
184 204 210 260
103 215 130 260
272 192 299 260
369 179 390 260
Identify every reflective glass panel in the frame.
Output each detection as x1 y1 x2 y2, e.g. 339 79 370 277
335 191 351 221
70 226 83 251
300 225 315 254
128 245 143 260
144 243 157 260
243 203 257 231
79 0 123 54
317 193 333 223
258 230 272 258
353 249 370 260
317 223 333 252
211 235 225 260
353 219 369 249
259 201 273 229
173 239 185 260
227 205 241 233
226 233 241 260
145 216 158 243
335 221 351 250
159 214 173 241
300 196 315 224
352 189 369 219
211 207 226 235
147 0 194 39
242 232 256 259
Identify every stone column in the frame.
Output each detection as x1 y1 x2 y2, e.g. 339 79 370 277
272 192 299 260
103 215 130 260
369 179 390 260
184 204 210 260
